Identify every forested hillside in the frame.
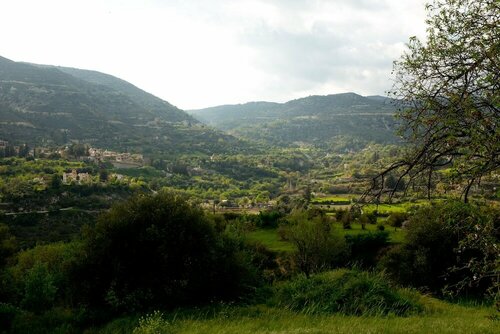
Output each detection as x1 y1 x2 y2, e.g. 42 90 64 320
190 93 399 150
0 56 244 155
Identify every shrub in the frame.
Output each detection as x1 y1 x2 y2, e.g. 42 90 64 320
0 224 16 269
286 218 347 277
11 241 82 307
256 210 282 228
379 201 499 297
9 307 76 334
359 212 377 226
275 269 423 316
133 311 170 334
21 262 57 314
73 192 260 312
387 212 408 230
0 302 19 332
345 231 390 268
341 211 352 229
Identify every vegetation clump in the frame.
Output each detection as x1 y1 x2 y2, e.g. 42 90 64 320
275 269 423 316
73 191 261 312
380 201 499 297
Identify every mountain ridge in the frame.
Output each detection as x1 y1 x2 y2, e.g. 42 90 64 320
188 92 399 150
0 56 243 155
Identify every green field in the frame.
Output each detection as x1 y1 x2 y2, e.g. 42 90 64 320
94 301 499 334
246 223 405 252
311 194 356 205
246 228 294 252
334 222 406 243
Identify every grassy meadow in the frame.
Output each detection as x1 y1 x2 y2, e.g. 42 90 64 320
246 222 406 252
92 300 499 334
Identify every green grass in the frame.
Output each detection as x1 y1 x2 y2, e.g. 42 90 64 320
114 166 165 178
334 223 405 243
312 194 357 204
95 301 499 334
364 203 408 214
363 200 435 215
247 224 406 252
246 229 294 252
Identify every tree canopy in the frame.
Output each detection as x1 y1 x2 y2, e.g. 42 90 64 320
368 0 499 202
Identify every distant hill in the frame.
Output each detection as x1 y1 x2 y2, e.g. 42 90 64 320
189 93 400 150
0 56 243 155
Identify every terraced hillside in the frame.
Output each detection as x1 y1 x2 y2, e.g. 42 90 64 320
190 93 400 150
0 56 243 155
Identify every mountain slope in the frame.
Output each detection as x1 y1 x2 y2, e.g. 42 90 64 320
189 93 399 150
0 56 242 155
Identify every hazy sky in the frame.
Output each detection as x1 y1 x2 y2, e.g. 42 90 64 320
0 0 427 109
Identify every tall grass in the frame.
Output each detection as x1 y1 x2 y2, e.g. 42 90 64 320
273 269 423 316
97 302 499 334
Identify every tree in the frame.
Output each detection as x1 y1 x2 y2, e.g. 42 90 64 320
50 174 62 189
367 0 499 202
99 169 108 182
379 201 499 297
17 144 30 158
68 143 88 158
73 192 258 311
387 212 408 230
0 224 16 269
286 215 346 277
21 262 57 314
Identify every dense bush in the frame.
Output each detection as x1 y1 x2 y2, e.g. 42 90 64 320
0 302 19 332
20 262 57 314
256 210 283 228
345 231 390 268
72 191 261 313
0 224 17 269
10 242 82 305
379 201 499 297
387 212 408 230
275 269 423 316
286 216 346 277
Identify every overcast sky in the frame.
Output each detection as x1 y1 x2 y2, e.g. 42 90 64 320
0 0 427 109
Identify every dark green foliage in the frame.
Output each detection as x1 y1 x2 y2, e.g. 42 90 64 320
385 174 405 191
360 212 377 225
341 212 352 230
345 231 390 268
67 144 88 158
99 169 108 182
275 269 423 316
10 242 83 308
387 212 408 229
379 201 499 297
256 210 283 228
8 307 78 334
0 303 19 332
73 192 260 312
49 174 61 189
0 224 16 268
20 263 57 314
286 216 346 277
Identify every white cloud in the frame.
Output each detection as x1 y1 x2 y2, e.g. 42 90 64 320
0 0 427 109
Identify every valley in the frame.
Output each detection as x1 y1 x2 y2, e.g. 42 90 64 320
0 35 498 334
